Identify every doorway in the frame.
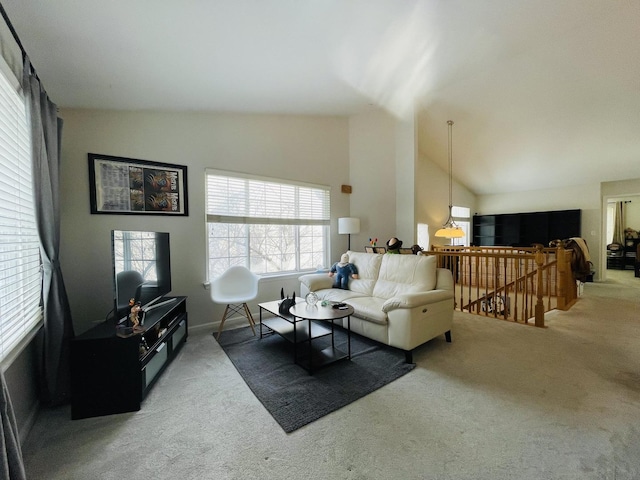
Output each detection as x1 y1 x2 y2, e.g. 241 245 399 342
602 195 640 281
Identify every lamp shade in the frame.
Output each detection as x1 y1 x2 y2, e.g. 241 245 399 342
338 217 360 235
434 225 465 238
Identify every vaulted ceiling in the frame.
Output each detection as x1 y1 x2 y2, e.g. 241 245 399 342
3 0 639 195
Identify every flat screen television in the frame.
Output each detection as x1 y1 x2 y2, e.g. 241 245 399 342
111 230 172 322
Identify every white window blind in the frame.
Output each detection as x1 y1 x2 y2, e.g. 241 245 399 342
0 58 41 362
206 170 330 277
206 172 330 225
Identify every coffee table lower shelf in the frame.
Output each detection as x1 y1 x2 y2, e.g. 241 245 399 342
261 316 331 343
294 343 350 371
259 301 352 374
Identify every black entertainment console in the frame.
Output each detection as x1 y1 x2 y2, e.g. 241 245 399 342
472 209 581 247
70 296 188 420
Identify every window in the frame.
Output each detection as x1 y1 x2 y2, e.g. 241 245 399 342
606 202 615 245
206 170 330 278
452 206 471 246
112 230 158 281
0 56 41 363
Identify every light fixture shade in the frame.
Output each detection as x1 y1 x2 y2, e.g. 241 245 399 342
435 225 465 238
338 217 360 235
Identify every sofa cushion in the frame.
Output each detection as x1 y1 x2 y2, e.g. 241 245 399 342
346 296 388 325
372 254 437 300
313 288 364 304
343 251 383 296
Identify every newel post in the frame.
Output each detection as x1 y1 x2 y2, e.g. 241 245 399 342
556 245 567 310
534 244 545 327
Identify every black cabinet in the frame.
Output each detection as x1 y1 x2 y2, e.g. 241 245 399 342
623 238 640 270
472 210 581 247
501 214 521 246
607 250 625 269
71 297 188 419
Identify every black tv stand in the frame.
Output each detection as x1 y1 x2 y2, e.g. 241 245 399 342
70 296 188 420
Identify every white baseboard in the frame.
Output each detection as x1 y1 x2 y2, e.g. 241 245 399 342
190 310 261 336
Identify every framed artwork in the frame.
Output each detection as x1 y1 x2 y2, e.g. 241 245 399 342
88 153 189 216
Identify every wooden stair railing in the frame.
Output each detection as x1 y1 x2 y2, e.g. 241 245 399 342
462 266 540 311
428 244 578 327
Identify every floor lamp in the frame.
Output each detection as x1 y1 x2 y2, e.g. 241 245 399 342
338 217 360 251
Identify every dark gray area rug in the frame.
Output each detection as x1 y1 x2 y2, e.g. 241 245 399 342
216 325 415 433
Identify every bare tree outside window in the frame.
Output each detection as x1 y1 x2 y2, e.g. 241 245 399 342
206 172 330 279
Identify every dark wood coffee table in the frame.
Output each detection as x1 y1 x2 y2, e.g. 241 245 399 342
259 299 354 374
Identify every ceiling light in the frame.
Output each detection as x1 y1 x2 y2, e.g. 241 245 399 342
435 120 464 239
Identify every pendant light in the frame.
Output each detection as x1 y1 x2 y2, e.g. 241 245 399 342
435 120 464 239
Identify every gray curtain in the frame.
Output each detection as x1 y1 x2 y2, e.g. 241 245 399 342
0 373 26 480
612 201 625 245
23 56 75 405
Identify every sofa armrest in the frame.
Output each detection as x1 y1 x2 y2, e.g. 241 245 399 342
299 273 334 292
382 289 453 313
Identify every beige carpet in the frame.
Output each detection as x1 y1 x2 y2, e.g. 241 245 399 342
22 270 640 479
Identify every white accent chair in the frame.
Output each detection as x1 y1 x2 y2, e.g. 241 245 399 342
211 266 260 339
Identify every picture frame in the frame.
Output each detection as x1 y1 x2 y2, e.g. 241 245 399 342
88 153 189 216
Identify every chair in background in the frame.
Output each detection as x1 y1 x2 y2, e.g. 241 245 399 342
115 270 144 318
210 266 260 339
398 247 414 254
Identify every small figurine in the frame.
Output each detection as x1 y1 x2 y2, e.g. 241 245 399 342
129 300 144 332
329 253 359 289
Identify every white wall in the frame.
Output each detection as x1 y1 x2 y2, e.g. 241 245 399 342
59 109 350 334
348 110 478 252
395 116 417 243
348 110 398 250
623 201 640 231
415 153 476 249
477 183 602 277
0 15 22 81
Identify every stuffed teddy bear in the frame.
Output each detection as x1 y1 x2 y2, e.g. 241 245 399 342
329 253 359 289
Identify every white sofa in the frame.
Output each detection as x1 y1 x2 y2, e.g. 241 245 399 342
298 251 454 362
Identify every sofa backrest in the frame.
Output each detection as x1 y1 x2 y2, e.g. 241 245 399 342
344 251 383 296
372 253 437 299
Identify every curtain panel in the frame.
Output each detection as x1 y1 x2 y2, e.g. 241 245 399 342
23 56 75 405
612 201 625 245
